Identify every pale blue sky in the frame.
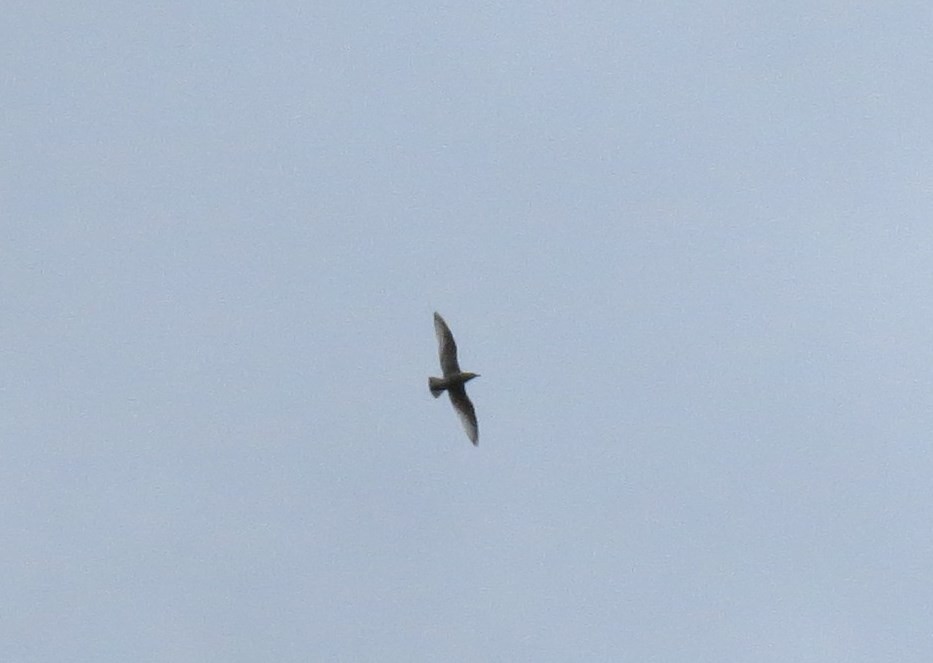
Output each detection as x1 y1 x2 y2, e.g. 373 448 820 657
3 3 933 661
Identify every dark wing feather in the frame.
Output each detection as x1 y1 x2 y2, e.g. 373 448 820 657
433 312 461 376
448 385 478 445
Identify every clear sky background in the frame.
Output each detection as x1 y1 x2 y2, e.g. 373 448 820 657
3 3 933 661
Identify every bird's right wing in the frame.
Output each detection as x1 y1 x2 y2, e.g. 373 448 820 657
434 312 461 376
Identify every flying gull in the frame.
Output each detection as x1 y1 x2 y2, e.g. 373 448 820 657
429 312 480 445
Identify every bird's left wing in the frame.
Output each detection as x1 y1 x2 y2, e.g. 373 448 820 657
449 388 478 445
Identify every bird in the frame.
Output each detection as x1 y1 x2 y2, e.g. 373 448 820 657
429 312 480 445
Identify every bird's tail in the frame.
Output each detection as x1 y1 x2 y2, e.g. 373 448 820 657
428 377 445 398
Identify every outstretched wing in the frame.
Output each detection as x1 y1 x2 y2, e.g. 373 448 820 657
448 385 478 445
434 312 461 376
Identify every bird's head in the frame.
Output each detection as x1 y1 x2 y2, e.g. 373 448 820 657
462 372 480 382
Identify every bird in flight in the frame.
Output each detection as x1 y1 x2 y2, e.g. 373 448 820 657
429 312 480 445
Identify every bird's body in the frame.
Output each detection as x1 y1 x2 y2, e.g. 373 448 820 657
430 312 480 445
